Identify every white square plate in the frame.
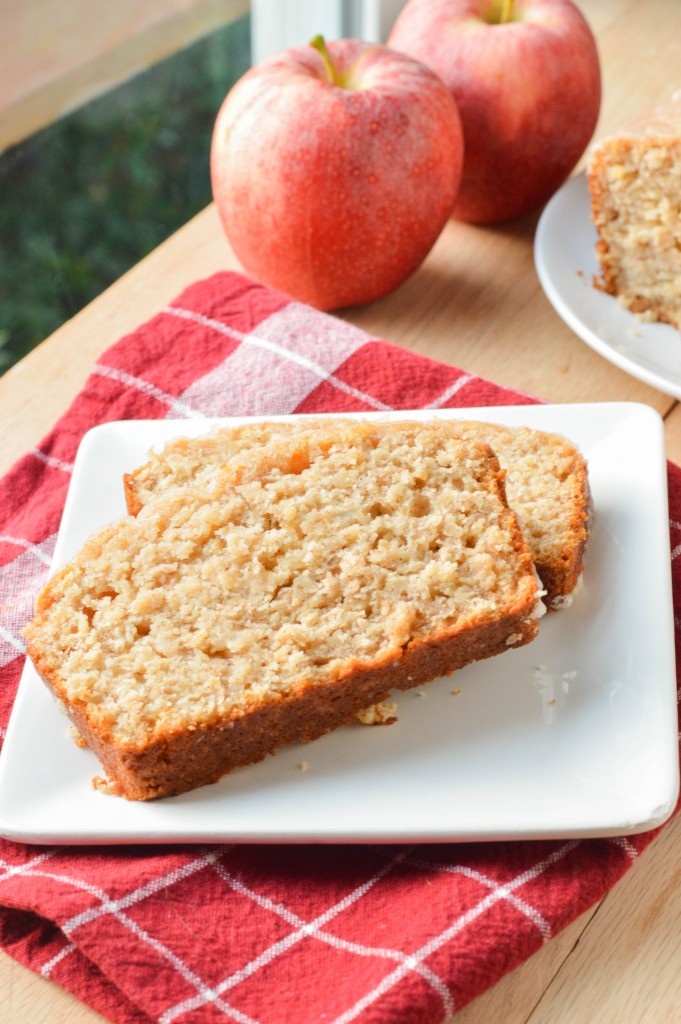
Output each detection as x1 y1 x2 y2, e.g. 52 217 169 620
0 404 678 845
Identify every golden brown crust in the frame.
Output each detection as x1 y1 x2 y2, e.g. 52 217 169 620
123 472 143 517
588 151 623 301
28 606 537 800
542 452 589 608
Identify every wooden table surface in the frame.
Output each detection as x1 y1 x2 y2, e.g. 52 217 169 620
2 1 681 1021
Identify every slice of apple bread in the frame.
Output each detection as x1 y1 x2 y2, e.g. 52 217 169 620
24 419 541 800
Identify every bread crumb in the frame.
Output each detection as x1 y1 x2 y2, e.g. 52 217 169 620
92 775 115 795
356 702 398 726
298 761 309 772
451 689 462 696
68 724 88 748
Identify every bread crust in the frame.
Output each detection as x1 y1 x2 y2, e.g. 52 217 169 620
122 472 143 517
27 605 537 800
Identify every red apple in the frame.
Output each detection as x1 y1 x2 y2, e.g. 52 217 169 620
210 37 464 309
388 0 601 223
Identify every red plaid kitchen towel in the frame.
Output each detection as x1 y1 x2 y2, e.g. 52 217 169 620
1 271 679 1024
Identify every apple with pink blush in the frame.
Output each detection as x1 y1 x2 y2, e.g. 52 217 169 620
210 37 464 310
388 0 602 223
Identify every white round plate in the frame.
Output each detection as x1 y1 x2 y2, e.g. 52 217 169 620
534 173 681 399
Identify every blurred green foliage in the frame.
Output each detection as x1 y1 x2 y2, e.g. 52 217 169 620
0 15 251 373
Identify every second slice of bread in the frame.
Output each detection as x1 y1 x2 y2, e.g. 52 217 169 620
24 420 541 800
448 421 588 608
124 416 589 609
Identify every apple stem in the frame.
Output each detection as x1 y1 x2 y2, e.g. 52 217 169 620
499 0 514 22
310 35 339 85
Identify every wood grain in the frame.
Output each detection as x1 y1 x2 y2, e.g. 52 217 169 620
2 1 681 1021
